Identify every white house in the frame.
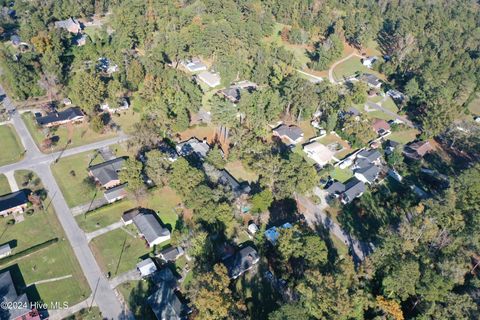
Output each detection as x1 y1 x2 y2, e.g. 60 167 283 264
362 56 377 68
197 71 221 88
303 141 335 167
137 258 157 277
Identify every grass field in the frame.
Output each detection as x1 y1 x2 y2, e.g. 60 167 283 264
90 227 153 276
110 109 142 134
117 280 156 320
0 174 10 195
0 124 23 166
389 128 420 144
22 112 117 153
330 167 353 183
332 57 384 82
51 150 104 207
224 161 258 183
381 96 399 113
0 202 90 305
76 200 135 233
264 23 311 67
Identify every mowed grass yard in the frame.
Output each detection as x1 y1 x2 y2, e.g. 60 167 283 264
51 150 105 207
0 124 23 166
389 128 420 144
0 203 90 305
332 56 384 82
224 161 258 183
0 174 10 195
22 112 117 153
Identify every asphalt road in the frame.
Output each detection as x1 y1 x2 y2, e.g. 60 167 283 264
0 86 130 319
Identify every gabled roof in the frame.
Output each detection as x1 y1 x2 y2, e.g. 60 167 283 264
198 71 221 87
223 246 260 279
104 183 128 202
220 87 241 103
372 119 390 133
404 141 432 158
357 149 382 163
303 142 335 166
148 269 186 320
217 169 250 197
273 124 304 143
342 179 366 203
0 190 28 212
0 271 32 319
35 107 84 126
359 73 381 87
325 181 345 195
159 246 184 261
133 213 170 245
88 157 125 186
176 137 210 159
354 164 380 183
0 243 11 256
54 17 81 31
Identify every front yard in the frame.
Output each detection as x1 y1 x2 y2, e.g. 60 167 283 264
0 124 23 166
332 56 384 82
0 174 10 195
22 112 117 153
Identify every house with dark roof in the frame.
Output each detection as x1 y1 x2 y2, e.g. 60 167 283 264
54 17 82 33
158 246 184 262
403 141 432 160
325 181 346 199
359 73 382 89
219 87 241 103
122 208 140 225
354 164 380 185
88 157 125 189
176 137 210 159
133 213 171 247
272 124 304 145
217 169 251 198
147 268 190 320
0 270 40 320
35 107 85 127
384 140 400 155
356 149 382 165
223 246 260 279
103 183 128 203
0 190 29 217
341 179 366 204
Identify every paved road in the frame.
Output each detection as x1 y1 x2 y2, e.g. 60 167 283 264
0 85 130 319
365 101 415 129
296 190 372 264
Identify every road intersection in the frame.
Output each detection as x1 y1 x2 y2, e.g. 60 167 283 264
0 86 130 319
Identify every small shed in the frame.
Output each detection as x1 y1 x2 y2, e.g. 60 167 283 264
137 258 157 277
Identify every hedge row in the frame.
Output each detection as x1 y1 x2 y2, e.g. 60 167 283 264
0 238 59 266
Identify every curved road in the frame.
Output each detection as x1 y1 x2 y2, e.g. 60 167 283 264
328 52 362 84
1 87 130 319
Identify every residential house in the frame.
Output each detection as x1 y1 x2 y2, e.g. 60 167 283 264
0 243 11 258
190 109 212 125
35 107 85 127
356 149 382 165
384 140 400 155
0 190 29 217
272 124 304 145
354 164 380 185
148 268 189 320
341 178 366 204
100 98 129 113
303 141 336 167
158 246 184 262
122 208 140 225
325 181 346 199
181 58 207 72
54 17 82 33
197 71 221 88
219 87 241 103
103 183 128 203
0 270 41 320
223 246 260 279
137 258 157 277
387 89 405 101
359 73 382 89
362 56 377 68
403 141 433 160
88 157 125 189
73 34 87 46
133 213 171 247
217 169 251 198
176 137 210 159
248 223 259 235
372 119 391 136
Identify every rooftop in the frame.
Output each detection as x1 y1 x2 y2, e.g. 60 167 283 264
176 137 210 159
0 190 28 212
342 179 366 203
133 213 170 245
273 124 304 143
35 107 84 126
0 271 35 319
103 183 128 202
223 246 260 279
88 157 125 186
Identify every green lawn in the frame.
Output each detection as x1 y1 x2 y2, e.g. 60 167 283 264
139 187 182 230
330 167 353 183
224 161 259 183
0 124 23 166
366 110 396 121
89 228 153 276
77 200 135 233
0 202 90 306
51 150 104 208
389 128 420 144
264 22 311 67
110 110 142 134
332 57 383 82
22 112 117 153
381 96 399 113
0 174 10 195
117 280 156 320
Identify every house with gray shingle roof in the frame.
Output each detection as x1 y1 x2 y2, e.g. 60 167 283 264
272 124 304 145
0 270 39 319
341 178 366 204
88 157 125 189
133 213 171 247
54 17 82 33
354 164 380 185
103 183 128 203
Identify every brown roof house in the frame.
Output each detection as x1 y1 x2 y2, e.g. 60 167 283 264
0 190 29 217
88 157 125 189
403 141 433 160
372 119 391 136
